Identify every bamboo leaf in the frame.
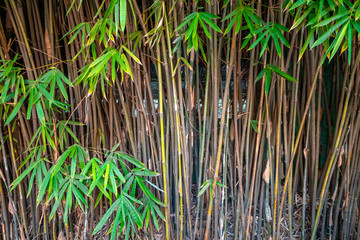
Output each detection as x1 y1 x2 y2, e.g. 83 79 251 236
37 85 54 103
256 69 266 82
36 102 45 124
268 65 297 82
5 95 25 125
356 5 360 20
49 182 69 220
175 13 196 32
73 180 89 195
120 0 127 31
201 15 222 33
37 170 52 205
249 28 271 50
299 28 315 61
88 164 107 194
52 147 72 177
104 163 110 189
11 160 41 191
117 153 145 168
63 184 72 223
150 203 160 231
180 57 193 71
312 17 349 48
251 120 259 133
314 11 349 27
122 46 141 64
352 19 360 34
258 34 270 58
122 192 142 204
215 181 227 188
110 206 122 240
199 12 219 19
26 169 37 197
223 8 239 21
198 179 212 197
265 70 271 95
151 201 165 220
199 18 211 39
123 176 134 194
56 78 69 100
243 10 255 33
93 198 121 235
136 176 164 206
224 11 239 35
111 162 126 183
329 22 348 61
273 26 290 48
291 5 314 30
289 0 307 11
133 169 159 177
72 186 87 207
123 196 142 227
347 23 352 65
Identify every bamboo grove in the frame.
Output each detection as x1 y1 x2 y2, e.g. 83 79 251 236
1 0 360 239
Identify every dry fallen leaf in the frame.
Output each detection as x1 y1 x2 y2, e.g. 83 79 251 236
58 231 66 240
338 146 344 167
263 160 270 184
8 202 15 215
303 148 309 160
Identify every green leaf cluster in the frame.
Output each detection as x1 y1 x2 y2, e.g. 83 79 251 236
11 143 164 239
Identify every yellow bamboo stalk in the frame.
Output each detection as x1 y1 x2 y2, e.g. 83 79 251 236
156 39 170 240
310 49 360 240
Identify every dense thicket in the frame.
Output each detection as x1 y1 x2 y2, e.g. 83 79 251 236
1 0 360 239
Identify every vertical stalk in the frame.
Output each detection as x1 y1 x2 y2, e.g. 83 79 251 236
156 37 170 239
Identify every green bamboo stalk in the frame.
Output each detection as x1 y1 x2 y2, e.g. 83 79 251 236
204 25 237 240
